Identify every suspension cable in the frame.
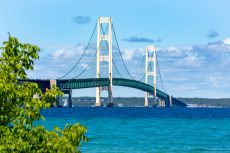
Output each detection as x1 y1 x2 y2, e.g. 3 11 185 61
138 51 154 82
112 23 148 80
112 23 134 79
100 25 123 78
156 51 167 94
133 55 145 79
56 20 98 79
60 19 110 90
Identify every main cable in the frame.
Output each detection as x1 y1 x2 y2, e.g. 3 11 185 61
100 25 123 78
133 55 145 79
156 51 167 94
56 20 98 79
112 23 134 79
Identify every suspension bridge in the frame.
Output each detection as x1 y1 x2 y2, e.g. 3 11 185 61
19 16 187 107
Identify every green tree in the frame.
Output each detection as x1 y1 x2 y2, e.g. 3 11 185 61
0 34 88 152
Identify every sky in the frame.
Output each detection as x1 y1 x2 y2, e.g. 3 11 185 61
1 0 230 98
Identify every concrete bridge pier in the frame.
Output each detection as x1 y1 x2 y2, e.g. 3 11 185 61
107 87 113 107
50 80 73 107
152 92 157 107
169 95 173 107
159 98 168 107
62 90 72 107
159 98 162 107
160 99 166 107
159 98 166 107
95 87 101 107
165 98 170 107
144 92 149 107
33 93 40 99
50 80 58 107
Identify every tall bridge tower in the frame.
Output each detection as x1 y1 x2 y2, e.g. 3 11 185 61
145 45 157 107
95 17 113 107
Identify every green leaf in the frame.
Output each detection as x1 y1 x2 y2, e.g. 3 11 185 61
41 116 45 121
0 34 88 152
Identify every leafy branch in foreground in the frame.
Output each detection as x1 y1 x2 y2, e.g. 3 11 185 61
0 34 88 152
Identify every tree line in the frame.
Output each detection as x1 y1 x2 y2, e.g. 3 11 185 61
59 97 230 107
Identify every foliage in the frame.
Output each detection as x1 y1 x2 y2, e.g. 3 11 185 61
0 34 88 152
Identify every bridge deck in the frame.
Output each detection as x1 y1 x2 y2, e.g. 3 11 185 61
17 78 187 106
18 78 168 99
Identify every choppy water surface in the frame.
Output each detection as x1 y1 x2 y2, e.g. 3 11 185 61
36 108 230 152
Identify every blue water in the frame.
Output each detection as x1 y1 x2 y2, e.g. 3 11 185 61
36 108 230 152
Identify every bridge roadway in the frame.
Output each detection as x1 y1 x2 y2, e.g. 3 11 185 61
18 78 187 107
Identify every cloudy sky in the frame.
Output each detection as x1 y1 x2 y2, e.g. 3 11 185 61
1 0 230 98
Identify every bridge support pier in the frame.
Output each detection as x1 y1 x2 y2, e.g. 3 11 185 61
107 87 113 107
145 92 149 107
69 90 72 107
159 99 166 107
165 98 170 107
50 80 59 107
169 95 173 107
33 93 40 99
62 90 72 107
50 80 72 107
152 92 157 107
95 87 101 107
159 98 162 107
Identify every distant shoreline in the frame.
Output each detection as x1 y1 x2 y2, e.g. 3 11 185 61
57 96 230 107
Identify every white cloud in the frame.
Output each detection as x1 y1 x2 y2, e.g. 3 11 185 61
122 49 134 61
53 49 65 58
52 49 77 60
194 38 230 53
34 65 43 71
76 44 86 55
184 52 204 67
63 50 75 59
165 46 181 52
81 64 90 69
223 38 230 45
81 64 87 68
159 45 192 53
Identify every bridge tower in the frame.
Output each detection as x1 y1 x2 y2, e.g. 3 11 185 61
145 45 157 107
95 16 113 107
